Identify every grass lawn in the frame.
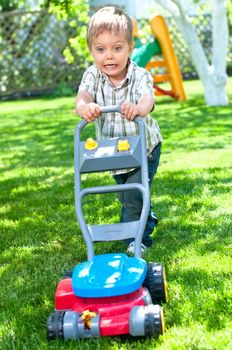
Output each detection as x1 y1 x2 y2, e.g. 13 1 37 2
0 79 232 350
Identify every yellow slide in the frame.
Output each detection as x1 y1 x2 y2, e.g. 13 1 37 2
147 14 186 101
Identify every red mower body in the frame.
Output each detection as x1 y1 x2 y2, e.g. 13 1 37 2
55 278 150 337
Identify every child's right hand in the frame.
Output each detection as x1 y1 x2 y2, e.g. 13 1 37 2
77 103 101 123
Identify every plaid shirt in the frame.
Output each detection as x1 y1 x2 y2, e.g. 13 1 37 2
78 59 163 174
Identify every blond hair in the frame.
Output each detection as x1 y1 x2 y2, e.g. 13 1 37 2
87 7 133 49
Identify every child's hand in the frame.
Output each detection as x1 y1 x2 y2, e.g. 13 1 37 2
121 102 140 121
76 103 101 123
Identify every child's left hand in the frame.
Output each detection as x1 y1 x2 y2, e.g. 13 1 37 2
121 102 140 121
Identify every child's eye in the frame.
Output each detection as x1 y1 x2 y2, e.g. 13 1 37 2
96 47 104 53
114 46 122 52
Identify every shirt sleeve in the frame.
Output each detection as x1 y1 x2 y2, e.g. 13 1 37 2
136 70 154 97
78 66 96 100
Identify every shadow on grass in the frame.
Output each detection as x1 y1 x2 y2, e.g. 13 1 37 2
151 167 232 256
156 101 232 152
1 100 232 175
1 107 95 173
165 268 231 332
1 97 232 348
1 163 231 347
144 166 232 331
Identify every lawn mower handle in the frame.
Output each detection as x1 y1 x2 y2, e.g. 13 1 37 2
100 105 121 113
75 105 149 260
77 105 142 130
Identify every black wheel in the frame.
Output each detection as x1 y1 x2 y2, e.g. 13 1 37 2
47 311 65 340
129 305 164 337
63 270 73 279
143 263 168 304
144 305 164 337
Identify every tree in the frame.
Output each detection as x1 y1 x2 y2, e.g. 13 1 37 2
0 0 90 95
0 0 24 12
154 0 229 106
48 0 91 66
1 0 90 66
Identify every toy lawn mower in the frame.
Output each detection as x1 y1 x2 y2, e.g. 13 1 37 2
47 106 168 340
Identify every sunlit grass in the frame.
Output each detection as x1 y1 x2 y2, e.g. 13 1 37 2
0 79 232 349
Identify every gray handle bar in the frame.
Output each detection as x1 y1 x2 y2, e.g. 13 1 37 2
76 105 142 130
100 105 121 113
74 105 149 259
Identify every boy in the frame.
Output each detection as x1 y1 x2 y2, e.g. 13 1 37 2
75 6 162 254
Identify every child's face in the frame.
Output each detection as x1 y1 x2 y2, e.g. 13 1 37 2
90 31 134 84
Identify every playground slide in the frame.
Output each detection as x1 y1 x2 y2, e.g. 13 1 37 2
132 38 161 68
149 14 186 101
131 15 186 101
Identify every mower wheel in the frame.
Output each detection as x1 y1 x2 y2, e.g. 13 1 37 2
129 304 164 337
143 263 168 304
47 310 65 340
144 304 164 337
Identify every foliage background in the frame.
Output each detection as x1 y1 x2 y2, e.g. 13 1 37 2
0 1 231 99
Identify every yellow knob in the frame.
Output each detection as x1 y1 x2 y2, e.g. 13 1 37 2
85 138 98 150
81 310 97 329
117 139 130 151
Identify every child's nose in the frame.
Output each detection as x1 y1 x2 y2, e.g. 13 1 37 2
106 49 113 59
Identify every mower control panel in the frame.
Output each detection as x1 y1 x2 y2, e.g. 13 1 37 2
79 136 141 173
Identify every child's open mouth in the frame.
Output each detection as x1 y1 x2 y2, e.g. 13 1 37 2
104 64 118 69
